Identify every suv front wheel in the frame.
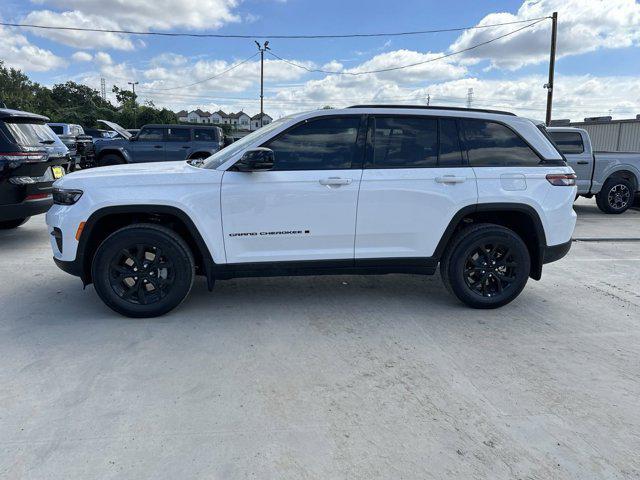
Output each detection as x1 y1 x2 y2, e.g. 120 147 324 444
440 224 531 309
92 224 195 317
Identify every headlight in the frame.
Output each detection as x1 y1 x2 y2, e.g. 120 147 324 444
52 188 83 205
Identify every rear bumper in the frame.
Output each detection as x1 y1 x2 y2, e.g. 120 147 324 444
0 197 52 221
542 240 572 265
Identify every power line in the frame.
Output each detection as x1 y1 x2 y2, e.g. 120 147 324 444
147 52 259 91
266 18 548 76
0 17 550 40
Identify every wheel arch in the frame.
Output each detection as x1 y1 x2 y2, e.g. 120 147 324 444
96 148 129 163
76 205 215 289
434 203 548 280
604 168 639 191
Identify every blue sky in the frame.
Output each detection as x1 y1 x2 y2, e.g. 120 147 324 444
1 0 639 120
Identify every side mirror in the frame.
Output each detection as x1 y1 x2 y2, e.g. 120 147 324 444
234 147 274 172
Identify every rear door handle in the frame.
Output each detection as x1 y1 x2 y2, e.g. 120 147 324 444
435 175 466 184
153 145 163 149
577 161 589 165
319 177 352 186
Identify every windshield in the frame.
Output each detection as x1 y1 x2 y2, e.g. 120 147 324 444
203 117 289 169
5 120 59 147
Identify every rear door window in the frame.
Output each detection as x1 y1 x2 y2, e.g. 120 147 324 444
438 118 464 166
369 116 438 168
549 131 585 154
460 119 541 167
49 125 63 135
167 128 191 142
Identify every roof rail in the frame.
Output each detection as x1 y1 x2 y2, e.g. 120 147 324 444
347 105 516 116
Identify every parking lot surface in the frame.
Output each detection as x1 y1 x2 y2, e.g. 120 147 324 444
1 199 639 479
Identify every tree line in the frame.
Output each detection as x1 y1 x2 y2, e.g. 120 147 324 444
0 61 177 128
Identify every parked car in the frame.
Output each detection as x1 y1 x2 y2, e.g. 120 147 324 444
83 128 113 140
47 105 577 317
48 123 94 170
1 108 69 229
547 127 640 213
92 120 225 167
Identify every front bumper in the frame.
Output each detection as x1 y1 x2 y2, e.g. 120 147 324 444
53 257 83 277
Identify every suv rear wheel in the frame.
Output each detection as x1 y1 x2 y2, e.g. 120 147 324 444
91 224 195 318
440 224 531 309
596 177 634 214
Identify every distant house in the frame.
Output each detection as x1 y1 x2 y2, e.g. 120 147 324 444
228 111 251 129
250 113 273 131
176 110 189 123
177 108 271 130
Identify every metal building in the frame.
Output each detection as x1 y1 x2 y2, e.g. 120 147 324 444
550 115 640 152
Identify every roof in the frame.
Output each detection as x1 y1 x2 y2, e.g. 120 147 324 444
228 111 251 119
251 112 272 120
347 105 516 116
213 110 228 117
176 110 188 116
143 123 219 129
192 109 212 117
0 108 49 122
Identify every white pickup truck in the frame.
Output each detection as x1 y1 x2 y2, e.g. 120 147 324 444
547 127 640 213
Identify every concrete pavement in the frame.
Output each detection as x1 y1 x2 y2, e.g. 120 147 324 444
0 201 639 479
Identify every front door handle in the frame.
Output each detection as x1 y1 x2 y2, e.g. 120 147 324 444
319 177 352 186
153 145 163 149
435 175 466 184
577 161 589 165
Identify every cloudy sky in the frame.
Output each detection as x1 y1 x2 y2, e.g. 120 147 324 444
1 0 639 121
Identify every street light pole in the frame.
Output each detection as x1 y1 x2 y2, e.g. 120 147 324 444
128 81 139 128
544 12 558 126
255 41 270 128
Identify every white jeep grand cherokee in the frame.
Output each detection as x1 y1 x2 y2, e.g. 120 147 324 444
47 106 577 317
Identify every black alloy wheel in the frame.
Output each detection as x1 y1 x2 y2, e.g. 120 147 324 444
108 244 175 306
92 224 194 317
440 224 530 309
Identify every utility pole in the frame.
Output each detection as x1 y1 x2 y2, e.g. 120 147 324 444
128 81 139 128
426 93 431 106
255 41 270 127
544 12 558 126
100 78 106 101
466 88 474 109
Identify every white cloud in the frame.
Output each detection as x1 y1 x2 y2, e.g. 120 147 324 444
71 51 92 62
449 0 640 70
94 52 113 65
0 25 66 72
23 10 136 50
23 0 241 50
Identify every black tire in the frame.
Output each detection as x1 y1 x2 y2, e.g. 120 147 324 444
97 154 126 167
91 223 195 318
440 224 531 309
595 177 634 214
0 217 29 229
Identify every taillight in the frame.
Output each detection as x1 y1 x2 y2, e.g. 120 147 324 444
25 193 51 201
0 152 49 163
546 173 577 186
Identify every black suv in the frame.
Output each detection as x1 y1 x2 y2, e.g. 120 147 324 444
0 108 70 229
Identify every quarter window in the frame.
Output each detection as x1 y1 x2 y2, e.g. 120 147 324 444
264 117 361 171
370 117 438 168
194 129 217 141
461 119 540 167
549 131 584 154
